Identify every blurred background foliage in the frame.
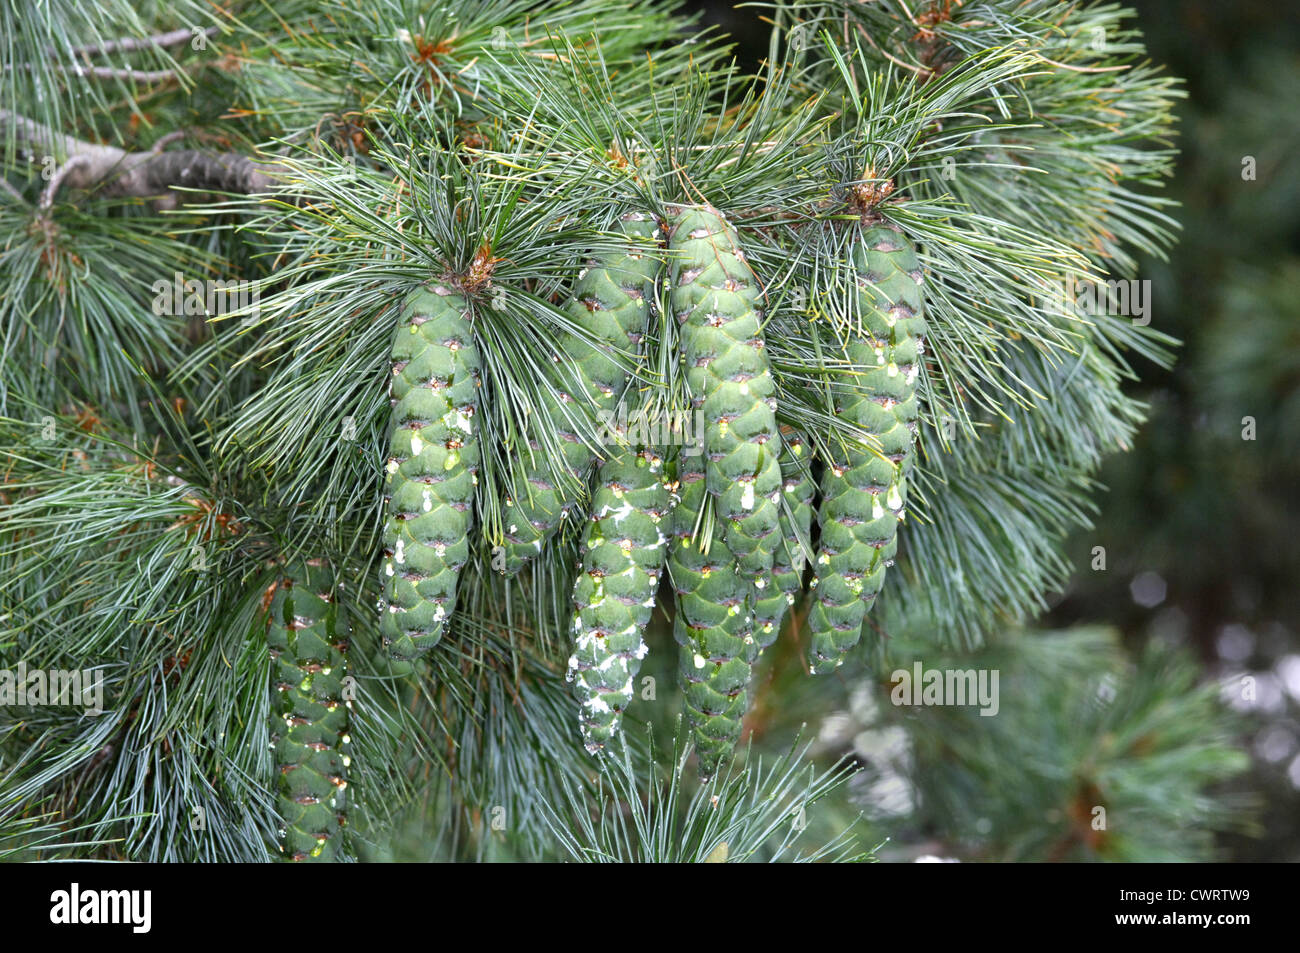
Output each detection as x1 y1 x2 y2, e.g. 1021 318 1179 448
1046 0 1300 863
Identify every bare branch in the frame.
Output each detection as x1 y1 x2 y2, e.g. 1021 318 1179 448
3 110 288 211
2 109 124 167
5 63 178 84
58 64 177 84
40 154 96 212
151 131 189 154
58 25 220 58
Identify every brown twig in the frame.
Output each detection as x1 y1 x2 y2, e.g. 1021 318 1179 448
4 63 179 85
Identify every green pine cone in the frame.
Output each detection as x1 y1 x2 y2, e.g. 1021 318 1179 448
667 205 782 585
567 445 671 753
809 224 926 674
753 429 814 649
267 559 350 862
380 283 482 660
502 213 660 572
668 451 757 781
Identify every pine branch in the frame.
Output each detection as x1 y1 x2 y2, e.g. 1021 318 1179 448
0 0 1236 865
540 732 866 862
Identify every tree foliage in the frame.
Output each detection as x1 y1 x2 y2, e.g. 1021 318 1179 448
0 0 1247 861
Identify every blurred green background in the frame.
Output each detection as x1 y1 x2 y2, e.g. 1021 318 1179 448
1050 0 1300 864
685 0 1300 861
